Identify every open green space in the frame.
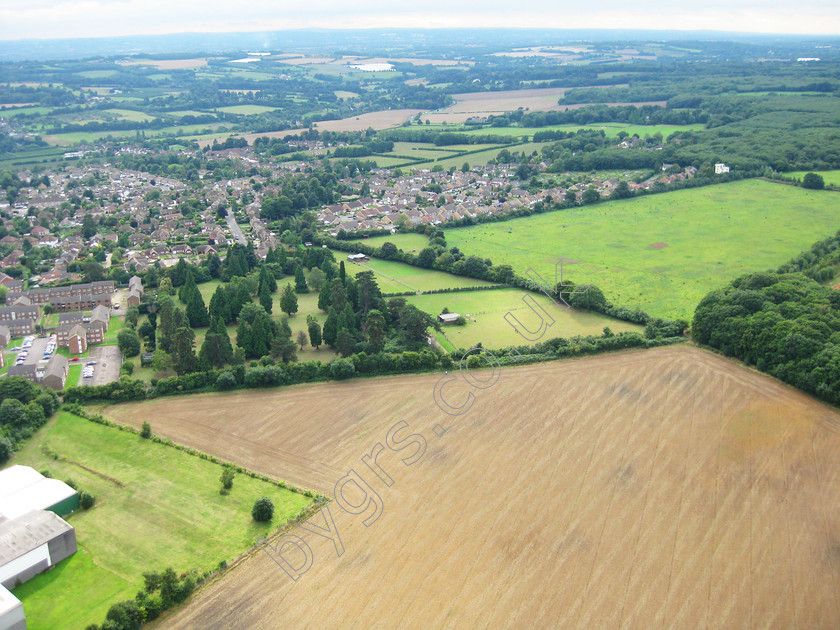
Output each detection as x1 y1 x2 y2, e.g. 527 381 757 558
216 105 279 115
103 108 156 122
10 410 312 630
444 179 840 320
0 106 54 117
348 232 431 253
74 70 119 79
788 170 840 187
348 257 498 293
407 288 642 350
460 122 705 139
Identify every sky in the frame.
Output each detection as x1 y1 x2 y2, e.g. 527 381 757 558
0 0 838 41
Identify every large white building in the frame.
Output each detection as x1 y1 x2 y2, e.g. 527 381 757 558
0 586 25 630
0 466 79 522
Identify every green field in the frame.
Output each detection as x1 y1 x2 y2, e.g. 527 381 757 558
407 288 642 350
10 411 312 630
216 105 279 115
0 106 53 117
412 142 542 169
460 123 705 139
788 170 840 187
349 232 431 253
443 180 840 320
347 257 497 293
104 108 156 122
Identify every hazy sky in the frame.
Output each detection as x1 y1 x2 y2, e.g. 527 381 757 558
0 0 837 40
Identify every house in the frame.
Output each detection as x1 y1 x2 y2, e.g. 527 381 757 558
0 325 9 347
438 313 461 325
41 355 68 390
67 325 88 354
715 163 730 174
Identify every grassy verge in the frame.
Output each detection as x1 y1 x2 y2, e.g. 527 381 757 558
10 410 313 630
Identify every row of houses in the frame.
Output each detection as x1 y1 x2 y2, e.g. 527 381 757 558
55 305 110 354
5 281 115 312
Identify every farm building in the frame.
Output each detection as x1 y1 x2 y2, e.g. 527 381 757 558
437 313 461 325
347 253 370 263
0 509 77 590
0 585 25 630
0 466 79 521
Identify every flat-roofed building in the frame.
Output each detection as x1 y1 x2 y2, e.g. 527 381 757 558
0 585 25 630
0 509 77 590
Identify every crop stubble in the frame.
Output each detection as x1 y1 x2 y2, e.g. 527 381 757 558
105 346 840 628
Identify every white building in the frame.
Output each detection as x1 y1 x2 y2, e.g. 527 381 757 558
0 467 78 522
0 509 77 590
714 163 730 174
0 585 25 630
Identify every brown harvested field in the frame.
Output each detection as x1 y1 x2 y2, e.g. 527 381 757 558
201 109 423 147
120 58 208 70
106 345 840 629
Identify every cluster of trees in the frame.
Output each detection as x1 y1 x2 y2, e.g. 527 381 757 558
86 567 196 630
259 166 340 219
0 378 61 465
693 271 840 406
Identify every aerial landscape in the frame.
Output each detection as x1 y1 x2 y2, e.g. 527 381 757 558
0 2 839 629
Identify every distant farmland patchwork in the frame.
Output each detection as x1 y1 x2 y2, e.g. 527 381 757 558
103 346 840 629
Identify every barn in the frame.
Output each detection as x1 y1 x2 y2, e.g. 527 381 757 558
0 585 25 630
437 313 461 325
0 509 77 590
0 466 79 521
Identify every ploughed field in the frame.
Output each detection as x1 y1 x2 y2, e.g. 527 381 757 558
105 346 840 628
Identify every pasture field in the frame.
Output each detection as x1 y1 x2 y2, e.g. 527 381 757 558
9 410 312 630
103 108 156 122
216 105 278 115
0 106 53 117
120 58 208 70
103 345 840 629
445 179 840 320
348 257 498 293
407 287 642 348
347 232 430 253
460 122 705 139
413 142 543 169
788 170 840 187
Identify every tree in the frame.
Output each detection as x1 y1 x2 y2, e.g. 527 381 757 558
330 358 355 380
336 328 355 357
0 398 26 428
151 350 172 374
308 267 327 292
366 309 386 353
417 248 437 268
117 329 141 357
81 213 97 239
252 497 274 521
279 283 298 316
80 491 95 509
294 264 309 293
339 261 346 284
612 180 633 199
104 600 143 630
307 316 322 349
140 421 152 438
158 277 173 295
208 285 231 323
0 437 13 465
270 335 297 363
259 281 273 314
236 303 276 357
802 172 825 190
170 326 198 375
582 187 601 204
220 467 235 491
323 307 339 347
327 278 347 312
317 280 332 312
296 329 308 351
185 290 210 328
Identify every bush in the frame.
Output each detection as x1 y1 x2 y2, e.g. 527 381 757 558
802 172 825 190
80 491 96 510
0 437 12 465
140 421 152 438
329 358 355 380
220 467 235 490
215 371 237 391
117 328 141 358
120 362 135 376
252 496 274 521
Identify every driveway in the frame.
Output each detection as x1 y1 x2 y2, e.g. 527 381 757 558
82 345 122 386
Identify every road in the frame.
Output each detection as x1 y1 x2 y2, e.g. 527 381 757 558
225 211 247 245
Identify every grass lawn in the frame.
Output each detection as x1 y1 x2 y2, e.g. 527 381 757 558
103 108 156 122
412 142 543 170
445 179 840 320
67 362 82 386
103 316 124 344
407 288 642 350
460 122 705 140
347 232 431 254
10 410 313 630
788 170 840 187
349 258 497 293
